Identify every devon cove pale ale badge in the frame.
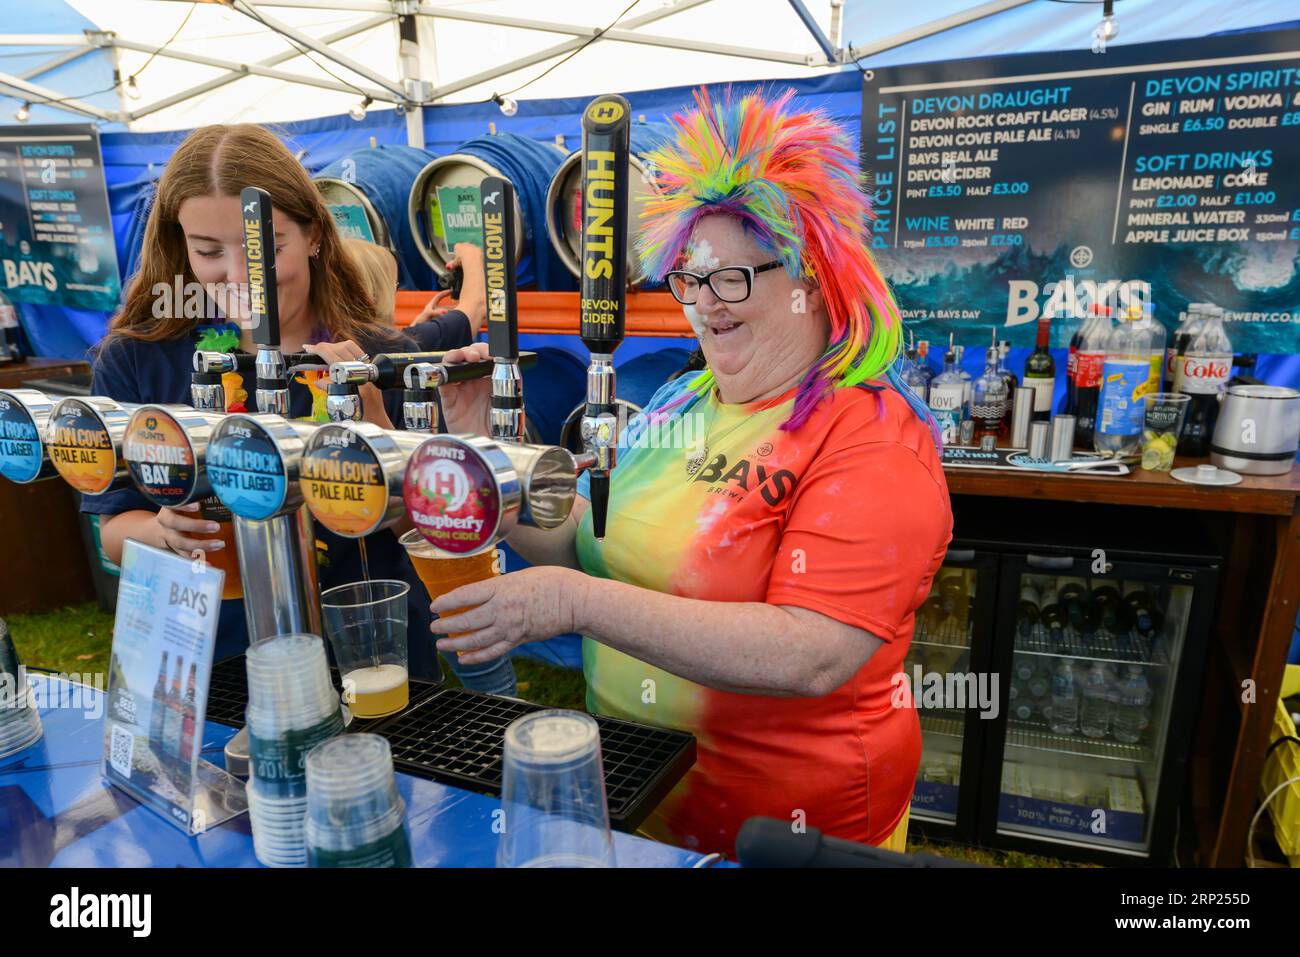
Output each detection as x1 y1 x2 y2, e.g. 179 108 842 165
47 399 116 494
103 540 229 834
206 417 287 520
124 408 197 507
300 425 388 537
403 436 501 555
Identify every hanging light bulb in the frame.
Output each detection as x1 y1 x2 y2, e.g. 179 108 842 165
14 102 30 123
348 96 373 122
492 94 518 117
1098 0 1119 42
126 75 142 100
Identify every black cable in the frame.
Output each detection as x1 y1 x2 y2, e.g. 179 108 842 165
238 2 383 102
847 0 1130 73
492 0 644 103
129 1 198 85
6 1 197 113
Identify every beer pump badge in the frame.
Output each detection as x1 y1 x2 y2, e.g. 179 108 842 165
206 418 287 520
300 425 388 537
404 437 501 554
48 400 116 494
0 393 42 483
125 408 197 506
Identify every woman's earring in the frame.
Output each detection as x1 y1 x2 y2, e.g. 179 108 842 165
312 245 321 258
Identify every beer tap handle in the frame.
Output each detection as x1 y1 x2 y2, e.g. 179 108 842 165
578 94 632 539
481 175 525 444
242 186 290 416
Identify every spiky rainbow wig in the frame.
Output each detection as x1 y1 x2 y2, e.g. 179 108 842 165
638 87 936 439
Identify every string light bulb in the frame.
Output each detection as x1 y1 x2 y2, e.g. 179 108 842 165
1098 0 1119 42
126 75 142 100
492 94 518 117
348 96 373 122
14 102 30 123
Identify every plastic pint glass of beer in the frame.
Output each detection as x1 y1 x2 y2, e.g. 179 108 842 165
320 580 411 719
399 529 501 653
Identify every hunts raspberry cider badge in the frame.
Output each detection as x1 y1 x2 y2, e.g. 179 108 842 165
403 437 502 555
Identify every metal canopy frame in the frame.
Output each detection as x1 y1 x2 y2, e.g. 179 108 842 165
0 0 1034 132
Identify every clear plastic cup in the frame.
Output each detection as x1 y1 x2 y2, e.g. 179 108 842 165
244 633 337 725
244 634 344 815
0 620 43 758
497 710 616 868
304 734 411 867
320 581 410 720
1141 393 1190 472
247 777 309 867
399 529 501 656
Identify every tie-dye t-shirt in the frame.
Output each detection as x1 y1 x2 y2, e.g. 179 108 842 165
575 370 952 856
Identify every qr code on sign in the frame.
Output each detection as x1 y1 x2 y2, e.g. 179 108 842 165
110 724 133 779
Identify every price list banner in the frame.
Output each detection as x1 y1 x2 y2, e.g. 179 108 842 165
0 123 121 313
861 28 1300 353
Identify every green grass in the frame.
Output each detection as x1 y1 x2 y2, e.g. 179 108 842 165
7 601 115 677
7 603 1079 866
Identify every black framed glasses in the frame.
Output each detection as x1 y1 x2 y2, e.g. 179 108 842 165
665 260 782 305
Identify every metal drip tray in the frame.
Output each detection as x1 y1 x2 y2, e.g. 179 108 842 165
364 688 696 833
204 654 442 732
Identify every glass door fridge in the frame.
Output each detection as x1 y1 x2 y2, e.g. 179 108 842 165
979 548 1218 863
906 547 998 842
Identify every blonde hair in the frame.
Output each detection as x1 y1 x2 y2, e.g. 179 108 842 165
110 123 383 343
344 239 398 325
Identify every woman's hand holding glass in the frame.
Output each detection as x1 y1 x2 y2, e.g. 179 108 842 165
155 502 227 557
431 565 586 665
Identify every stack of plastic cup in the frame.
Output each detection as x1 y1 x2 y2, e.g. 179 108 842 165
0 617 42 760
304 734 411 867
497 710 616 868
244 634 345 867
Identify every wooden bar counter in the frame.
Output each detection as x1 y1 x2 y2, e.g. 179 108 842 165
0 358 96 615
946 457 1300 867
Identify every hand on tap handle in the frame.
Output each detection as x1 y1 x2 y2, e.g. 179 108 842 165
301 339 396 430
433 342 493 437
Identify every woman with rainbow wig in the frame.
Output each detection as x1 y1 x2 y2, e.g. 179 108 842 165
432 88 953 857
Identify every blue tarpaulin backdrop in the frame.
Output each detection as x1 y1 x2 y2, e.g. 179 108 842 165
7 15 1299 400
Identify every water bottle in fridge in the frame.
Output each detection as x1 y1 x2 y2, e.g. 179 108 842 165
1049 659 1080 734
1079 661 1114 738
1113 666 1152 744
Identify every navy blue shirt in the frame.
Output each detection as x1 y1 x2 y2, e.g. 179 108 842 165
405 310 474 353
83 323 443 679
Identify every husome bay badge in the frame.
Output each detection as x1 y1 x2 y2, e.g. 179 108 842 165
122 406 223 507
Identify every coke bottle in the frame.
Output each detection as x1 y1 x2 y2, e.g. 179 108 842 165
1167 303 1205 392
1174 303 1232 456
1073 303 1112 447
